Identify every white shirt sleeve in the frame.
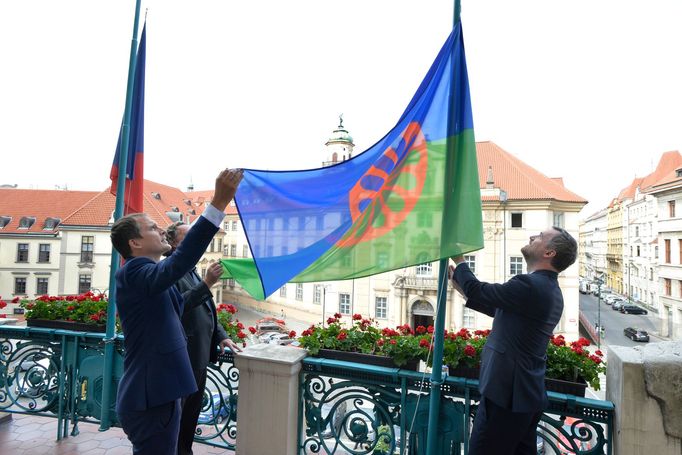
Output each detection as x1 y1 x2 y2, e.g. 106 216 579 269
201 204 226 228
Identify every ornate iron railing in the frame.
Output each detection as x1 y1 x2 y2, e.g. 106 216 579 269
0 325 239 450
299 357 614 454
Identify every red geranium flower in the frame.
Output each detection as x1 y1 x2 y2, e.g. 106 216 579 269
464 345 476 357
352 313 362 320
237 332 246 339
419 339 430 348
248 326 257 334
289 330 296 338
416 325 426 334
337 332 347 341
11 296 19 303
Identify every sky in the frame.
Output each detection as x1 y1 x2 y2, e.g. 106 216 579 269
1 0 681 217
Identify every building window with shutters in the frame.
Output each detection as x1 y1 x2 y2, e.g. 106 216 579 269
339 293 351 315
296 284 303 301
375 296 387 319
552 212 565 228
665 239 671 263
280 285 287 298
416 263 432 276
230 244 237 257
313 285 322 304
16 244 29 263
463 307 475 327
232 220 238 231
14 277 27 294
664 278 671 296
243 245 249 258
36 277 49 295
669 200 676 218
80 236 94 262
78 275 91 294
464 255 476 274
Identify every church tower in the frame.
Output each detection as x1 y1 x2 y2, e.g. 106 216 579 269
322 114 355 167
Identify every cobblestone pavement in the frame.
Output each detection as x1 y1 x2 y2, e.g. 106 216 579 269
0 413 231 454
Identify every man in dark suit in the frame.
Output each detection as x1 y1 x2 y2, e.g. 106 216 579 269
165 222 241 455
449 226 577 455
110 169 242 454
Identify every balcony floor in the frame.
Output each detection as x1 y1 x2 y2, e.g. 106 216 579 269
0 413 228 454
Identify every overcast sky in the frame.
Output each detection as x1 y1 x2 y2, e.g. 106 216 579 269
1 0 681 217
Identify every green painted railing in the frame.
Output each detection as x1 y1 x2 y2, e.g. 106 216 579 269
0 326 239 450
299 357 614 454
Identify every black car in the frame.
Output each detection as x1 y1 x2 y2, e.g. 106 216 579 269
623 327 650 342
620 304 648 315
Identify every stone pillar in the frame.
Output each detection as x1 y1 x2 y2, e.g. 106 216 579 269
234 343 307 455
607 342 682 454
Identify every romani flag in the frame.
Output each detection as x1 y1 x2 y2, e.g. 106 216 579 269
110 24 146 215
223 22 482 300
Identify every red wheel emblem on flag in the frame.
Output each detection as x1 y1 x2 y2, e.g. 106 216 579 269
340 122 428 246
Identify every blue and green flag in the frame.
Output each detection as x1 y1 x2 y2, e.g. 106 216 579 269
223 23 482 300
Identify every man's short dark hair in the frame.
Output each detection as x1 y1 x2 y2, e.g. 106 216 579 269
111 214 146 259
165 221 186 247
548 226 577 272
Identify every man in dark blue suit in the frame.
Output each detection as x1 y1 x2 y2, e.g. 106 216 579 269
449 226 577 455
110 169 243 454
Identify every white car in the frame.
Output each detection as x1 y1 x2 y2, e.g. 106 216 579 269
258 331 295 346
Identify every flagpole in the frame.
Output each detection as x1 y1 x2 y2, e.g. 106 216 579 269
100 0 142 430
425 1 461 453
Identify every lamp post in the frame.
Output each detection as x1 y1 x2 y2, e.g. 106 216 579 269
593 276 604 348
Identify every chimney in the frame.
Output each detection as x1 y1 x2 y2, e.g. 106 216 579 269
486 166 494 189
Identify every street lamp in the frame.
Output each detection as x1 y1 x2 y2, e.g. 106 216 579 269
593 276 604 348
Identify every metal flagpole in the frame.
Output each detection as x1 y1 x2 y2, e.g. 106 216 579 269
425 1 461 453
99 0 143 430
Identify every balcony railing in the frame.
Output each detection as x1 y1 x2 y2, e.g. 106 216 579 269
399 276 439 290
299 357 614 454
0 326 239 449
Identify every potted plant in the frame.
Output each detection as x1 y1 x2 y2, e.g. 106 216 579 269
545 334 606 393
298 314 426 369
19 292 113 332
216 303 249 347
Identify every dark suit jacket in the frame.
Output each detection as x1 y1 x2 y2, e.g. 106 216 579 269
115 216 219 412
175 269 228 373
454 263 563 413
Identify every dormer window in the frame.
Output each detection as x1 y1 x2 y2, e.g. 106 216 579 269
18 216 36 229
43 217 61 230
676 168 682 178
151 192 161 199
0 216 11 229
170 206 179 212
183 199 192 206
166 212 183 222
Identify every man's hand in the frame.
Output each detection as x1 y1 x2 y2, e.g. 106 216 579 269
448 264 465 297
211 168 244 212
219 338 243 354
203 262 223 288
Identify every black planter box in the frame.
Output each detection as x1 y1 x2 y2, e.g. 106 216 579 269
544 377 587 397
27 318 107 333
316 349 419 371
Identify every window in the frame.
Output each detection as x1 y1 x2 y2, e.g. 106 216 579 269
313 285 322 304
43 217 60 230
201 268 207 279
232 220 238 231
0 216 11 229
230 244 237 257
228 278 235 287
14 277 27 294
665 239 671 263
377 252 389 268
80 236 94 263
679 240 682 264
669 200 676 218
243 245 249 258
78 275 91 294
280 285 287 297
637 246 640 257
655 246 659 259
339 293 351 315
296 283 303 301
223 221 230 231
417 212 432 228
38 244 50 263
510 256 523 276
18 216 36 229
463 307 475 327
416 263 432 276
341 255 352 267
209 239 215 252
375 296 387 319
36 278 48 295
16 243 29 262
635 226 639 237
511 213 523 228
664 278 671 296
464 255 476 274
217 239 223 253
650 268 654 281
552 212 565 228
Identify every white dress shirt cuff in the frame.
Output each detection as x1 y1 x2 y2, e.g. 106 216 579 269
201 204 226 228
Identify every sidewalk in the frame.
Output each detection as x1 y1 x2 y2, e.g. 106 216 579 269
0 413 228 455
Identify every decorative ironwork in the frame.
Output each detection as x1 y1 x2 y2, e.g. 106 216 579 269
300 357 614 454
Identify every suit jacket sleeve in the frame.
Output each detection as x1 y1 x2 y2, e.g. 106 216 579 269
454 262 533 316
180 281 214 314
125 217 219 297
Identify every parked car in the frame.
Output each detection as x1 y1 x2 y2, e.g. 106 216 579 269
258 331 295 346
255 317 288 336
620 305 648 315
623 327 650 342
611 301 622 311
198 393 232 425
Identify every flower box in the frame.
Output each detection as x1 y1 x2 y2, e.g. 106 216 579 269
316 348 419 371
26 318 107 333
544 377 587 397
446 365 480 380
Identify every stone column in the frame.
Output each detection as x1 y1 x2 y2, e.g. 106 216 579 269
234 343 308 455
607 342 682 454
